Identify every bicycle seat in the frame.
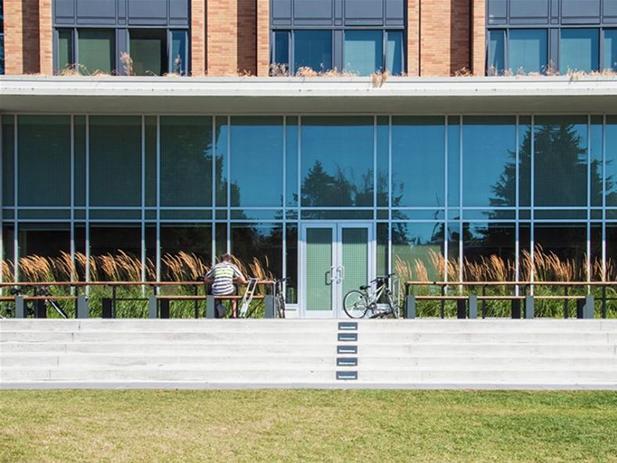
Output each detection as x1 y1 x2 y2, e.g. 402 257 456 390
359 285 369 290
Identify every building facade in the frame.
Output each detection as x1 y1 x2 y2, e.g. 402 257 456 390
2 0 617 318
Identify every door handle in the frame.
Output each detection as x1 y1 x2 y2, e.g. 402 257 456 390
325 266 336 285
336 266 345 282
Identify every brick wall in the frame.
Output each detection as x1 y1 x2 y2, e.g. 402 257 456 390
451 0 471 74
5 0 41 74
206 0 238 75
237 0 257 75
420 0 451 76
407 0 420 76
256 0 270 76
39 0 53 75
471 0 486 76
191 0 206 76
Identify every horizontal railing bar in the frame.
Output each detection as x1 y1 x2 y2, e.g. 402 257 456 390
0 280 275 287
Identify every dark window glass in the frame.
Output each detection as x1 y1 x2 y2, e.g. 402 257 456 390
344 30 383 75
3 225 15 280
534 223 587 281
286 117 298 207
294 30 332 73
90 225 141 259
273 31 290 72
18 116 71 208
534 116 587 207
160 225 212 280
300 117 374 207
607 116 617 207
215 117 229 207
519 116 532 208
392 117 445 208
447 116 461 208
230 223 283 279
509 29 547 74
377 116 389 207
605 29 617 71
560 28 599 73
160 116 213 207
18 224 71 280
386 30 404 75
89 116 142 208
488 30 505 75
130 29 166 76
170 30 188 75
230 117 284 208
463 116 517 208
57 29 73 72
286 223 298 303
607 224 617 281
392 222 444 281
78 29 115 75
462 222 515 281
591 116 603 208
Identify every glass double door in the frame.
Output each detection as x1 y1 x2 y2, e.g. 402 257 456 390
300 223 374 318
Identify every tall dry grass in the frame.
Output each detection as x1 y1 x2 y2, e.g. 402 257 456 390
0 252 274 283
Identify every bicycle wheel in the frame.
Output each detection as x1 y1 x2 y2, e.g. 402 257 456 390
343 290 370 319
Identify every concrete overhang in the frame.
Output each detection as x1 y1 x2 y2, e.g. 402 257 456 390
1 75 617 114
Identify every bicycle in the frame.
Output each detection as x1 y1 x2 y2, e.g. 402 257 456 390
343 274 400 319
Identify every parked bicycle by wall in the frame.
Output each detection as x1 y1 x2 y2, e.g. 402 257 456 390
343 274 400 319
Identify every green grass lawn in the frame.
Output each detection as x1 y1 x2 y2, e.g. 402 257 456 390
1 390 617 463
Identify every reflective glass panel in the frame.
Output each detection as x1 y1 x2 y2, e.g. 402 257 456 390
392 116 445 208
488 30 505 75
519 116 532 208
78 29 114 75
57 29 73 72
215 118 229 207
273 31 290 70
509 29 547 74
591 116 603 207
560 28 599 73
294 30 332 73
89 116 141 207
463 116 516 208
447 116 460 208
534 116 587 207
231 223 283 279
607 116 617 207
170 30 188 75
344 30 383 75
160 225 211 280
607 224 617 281
2 116 14 207
392 222 444 281
89 225 141 259
161 116 213 207
230 117 283 207
534 223 587 280
605 29 617 71
286 117 298 207
386 30 404 75
130 29 165 76
18 116 71 207
462 222 515 281
300 117 374 207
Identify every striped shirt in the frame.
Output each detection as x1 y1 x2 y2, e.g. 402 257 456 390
206 262 244 296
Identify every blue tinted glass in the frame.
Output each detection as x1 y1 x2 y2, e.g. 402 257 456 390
286 117 298 207
488 30 505 75
392 117 445 207
294 30 332 73
604 29 617 71
386 30 403 75
447 116 461 208
560 28 599 73
215 117 228 207
534 116 588 207
170 30 187 75
509 29 547 74
462 116 516 208
344 30 383 75
274 31 289 68
392 222 444 281
230 117 284 207
607 117 617 207
300 117 373 207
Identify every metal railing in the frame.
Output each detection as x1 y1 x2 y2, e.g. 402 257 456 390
0 280 277 319
403 281 617 319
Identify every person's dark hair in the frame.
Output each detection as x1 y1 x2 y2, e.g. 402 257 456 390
221 253 233 262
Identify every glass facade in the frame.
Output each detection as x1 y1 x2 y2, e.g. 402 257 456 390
3 114 617 303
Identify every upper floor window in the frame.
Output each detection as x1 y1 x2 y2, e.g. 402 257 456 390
52 0 189 76
55 28 188 75
270 0 406 76
486 0 617 75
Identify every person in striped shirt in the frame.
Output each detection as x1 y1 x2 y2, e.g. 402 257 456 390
204 254 247 318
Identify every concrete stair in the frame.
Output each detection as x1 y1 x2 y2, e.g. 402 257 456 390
1 319 616 389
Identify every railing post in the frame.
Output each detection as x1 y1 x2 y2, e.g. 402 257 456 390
511 299 521 319
35 300 47 318
159 299 170 319
148 295 157 319
206 295 215 319
405 295 416 319
456 299 466 319
601 285 607 319
525 295 534 319
469 295 478 319
264 295 275 318
15 295 25 318
77 295 89 319
580 295 594 319
102 298 113 319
